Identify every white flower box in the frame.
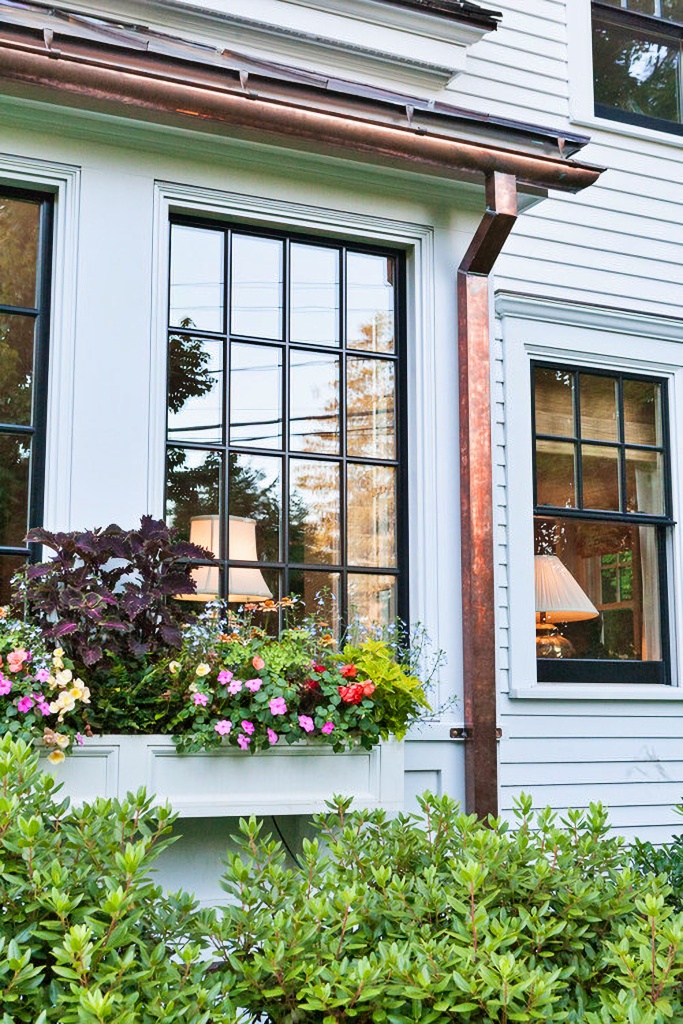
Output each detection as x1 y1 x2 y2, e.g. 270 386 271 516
42 735 404 817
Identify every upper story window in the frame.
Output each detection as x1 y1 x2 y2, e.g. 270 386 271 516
165 219 407 631
532 363 672 685
592 1 683 134
0 188 53 604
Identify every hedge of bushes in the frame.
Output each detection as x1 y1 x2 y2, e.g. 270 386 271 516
3 735 683 1022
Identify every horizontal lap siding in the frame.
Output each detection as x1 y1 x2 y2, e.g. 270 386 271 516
460 2 683 833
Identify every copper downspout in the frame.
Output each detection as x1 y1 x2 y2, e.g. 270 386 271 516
0 31 604 193
458 171 518 819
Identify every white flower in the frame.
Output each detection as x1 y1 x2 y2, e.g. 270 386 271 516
169 661 181 675
55 669 73 686
195 663 211 677
47 750 65 765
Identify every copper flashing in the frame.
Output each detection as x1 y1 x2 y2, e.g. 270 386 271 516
458 171 518 819
0 18 603 193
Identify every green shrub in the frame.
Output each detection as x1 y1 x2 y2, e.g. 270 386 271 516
0 736 235 1023
632 814 683 913
210 794 683 1023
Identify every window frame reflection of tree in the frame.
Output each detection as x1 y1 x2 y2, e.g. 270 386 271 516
592 1 683 134
532 361 673 685
0 186 53 606
165 217 407 632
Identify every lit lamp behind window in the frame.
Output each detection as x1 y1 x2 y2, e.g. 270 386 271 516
180 515 273 603
535 554 599 658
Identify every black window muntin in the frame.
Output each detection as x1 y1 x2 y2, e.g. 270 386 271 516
164 215 409 629
0 186 53 596
531 361 673 685
592 1 683 135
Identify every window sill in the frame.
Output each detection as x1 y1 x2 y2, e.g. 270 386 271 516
508 684 683 701
571 112 683 151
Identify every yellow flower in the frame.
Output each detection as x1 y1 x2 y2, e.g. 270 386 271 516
195 663 210 677
53 648 64 658
53 658 64 671
55 669 73 686
47 750 65 765
50 691 76 714
169 661 181 675
70 681 91 704
55 733 70 749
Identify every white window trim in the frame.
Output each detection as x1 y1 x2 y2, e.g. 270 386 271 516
567 0 683 150
0 152 81 533
149 180 450 710
496 292 683 702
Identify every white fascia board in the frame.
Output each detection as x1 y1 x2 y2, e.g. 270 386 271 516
20 0 492 92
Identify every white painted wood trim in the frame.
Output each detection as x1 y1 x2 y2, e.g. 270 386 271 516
496 291 683 700
0 152 81 532
43 735 405 816
150 180 447 712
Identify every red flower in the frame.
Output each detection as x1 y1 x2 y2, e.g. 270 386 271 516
305 677 321 692
313 664 326 674
338 683 364 705
361 682 376 697
340 664 357 679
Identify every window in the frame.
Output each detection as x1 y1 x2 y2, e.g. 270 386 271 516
592 1 683 134
532 363 672 684
0 188 53 605
165 218 406 630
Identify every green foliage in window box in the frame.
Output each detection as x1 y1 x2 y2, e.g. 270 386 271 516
209 792 683 1023
0 736 234 1023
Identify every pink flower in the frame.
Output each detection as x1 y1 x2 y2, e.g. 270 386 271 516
228 678 243 695
35 668 50 684
245 677 262 693
267 728 278 745
269 697 287 715
17 696 34 713
37 702 51 717
218 669 234 686
237 733 251 750
192 692 209 706
241 720 255 735
7 649 29 673
76 733 84 746
0 675 13 696
321 721 335 735
214 719 232 736
298 715 314 733
252 655 265 671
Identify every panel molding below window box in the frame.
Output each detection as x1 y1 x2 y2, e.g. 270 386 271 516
41 735 404 817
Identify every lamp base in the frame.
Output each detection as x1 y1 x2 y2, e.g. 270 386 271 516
536 622 575 659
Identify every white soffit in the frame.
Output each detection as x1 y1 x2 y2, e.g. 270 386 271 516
19 0 497 93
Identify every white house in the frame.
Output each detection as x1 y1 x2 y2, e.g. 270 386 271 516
0 0 681 899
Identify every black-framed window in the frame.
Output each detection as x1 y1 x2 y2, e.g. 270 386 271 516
164 218 407 631
592 1 683 135
532 363 672 685
0 187 53 605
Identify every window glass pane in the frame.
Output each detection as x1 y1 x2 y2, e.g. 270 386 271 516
535 439 576 508
231 235 283 339
662 1 683 22
230 343 282 449
534 516 661 661
593 16 682 124
626 449 665 514
347 357 395 459
623 379 662 446
347 464 397 567
534 366 575 437
0 435 31 547
289 569 341 632
579 374 619 441
0 197 40 309
168 333 223 444
0 554 26 606
229 453 281 563
582 444 621 511
228 567 280 616
289 459 340 565
0 315 35 426
348 574 397 627
165 448 221 544
290 351 340 454
169 225 224 332
290 243 339 345
347 253 395 353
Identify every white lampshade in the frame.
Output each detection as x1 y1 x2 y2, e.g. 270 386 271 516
534 554 599 623
179 515 273 603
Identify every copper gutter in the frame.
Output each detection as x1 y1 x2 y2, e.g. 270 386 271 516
458 171 517 819
0 27 603 193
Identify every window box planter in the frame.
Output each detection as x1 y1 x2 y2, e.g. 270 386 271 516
42 735 404 817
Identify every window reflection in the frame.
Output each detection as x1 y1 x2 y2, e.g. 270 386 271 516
347 357 395 459
0 197 40 309
290 351 340 454
290 459 340 565
165 447 221 541
0 435 30 547
168 334 223 444
230 343 282 449
290 243 339 345
347 464 396 567
347 252 395 353
231 235 283 340
0 316 36 427
229 453 281 563
348 574 397 627
170 225 224 332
